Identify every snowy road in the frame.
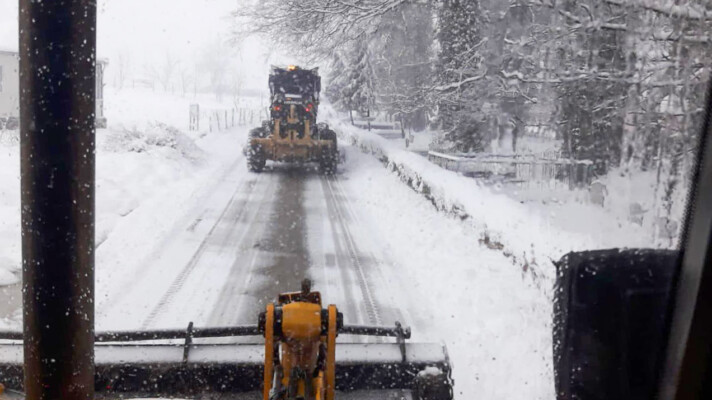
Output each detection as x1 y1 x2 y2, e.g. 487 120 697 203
1 130 555 398
95 159 408 333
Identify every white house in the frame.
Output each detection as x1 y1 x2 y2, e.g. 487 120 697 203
0 48 107 128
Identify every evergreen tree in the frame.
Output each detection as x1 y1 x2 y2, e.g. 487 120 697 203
435 0 485 153
341 40 377 122
325 51 350 112
555 1 631 174
373 3 434 131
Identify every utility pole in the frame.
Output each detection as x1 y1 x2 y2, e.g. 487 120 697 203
19 1 96 399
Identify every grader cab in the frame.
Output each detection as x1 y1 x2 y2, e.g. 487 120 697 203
247 66 338 173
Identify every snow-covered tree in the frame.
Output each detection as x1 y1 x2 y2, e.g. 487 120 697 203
114 51 131 89
434 0 486 153
372 2 434 131
233 0 407 60
201 38 231 99
325 51 350 112
548 1 630 174
160 52 179 92
337 40 378 124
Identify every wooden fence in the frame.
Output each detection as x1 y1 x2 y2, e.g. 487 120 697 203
189 104 268 132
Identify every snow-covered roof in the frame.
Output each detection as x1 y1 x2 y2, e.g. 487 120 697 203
0 46 18 55
0 47 108 64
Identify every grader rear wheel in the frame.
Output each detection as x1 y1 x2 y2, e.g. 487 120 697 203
413 368 454 400
319 150 337 175
247 145 266 172
318 127 338 175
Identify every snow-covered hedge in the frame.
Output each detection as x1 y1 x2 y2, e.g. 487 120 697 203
332 119 652 285
101 122 204 161
333 120 555 279
350 133 469 220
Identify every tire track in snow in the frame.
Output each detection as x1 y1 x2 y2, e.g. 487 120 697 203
321 175 382 326
330 174 410 327
97 156 247 321
311 174 362 326
140 172 262 329
206 171 281 326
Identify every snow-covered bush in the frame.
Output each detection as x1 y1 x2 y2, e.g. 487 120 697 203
102 122 204 161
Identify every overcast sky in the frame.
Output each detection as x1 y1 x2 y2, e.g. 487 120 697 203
0 0 296 92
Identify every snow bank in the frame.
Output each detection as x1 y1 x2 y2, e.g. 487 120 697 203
333 119 553 279
104 87 264 134
0 268 17 286
100 122 204 161
329 115 657 283
326 107 673 399
0 142 20 289
339 147 555 399
0 88 250 330
0 130 19 146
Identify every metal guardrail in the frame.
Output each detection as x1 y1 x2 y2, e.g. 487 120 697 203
427 150 594 187
349 118 405 140
428 150 592 165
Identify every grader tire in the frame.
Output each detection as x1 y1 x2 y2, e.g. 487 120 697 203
319 150 337 175
250 126 269 139
318 127 338 175
247 145 266 172
413 368 453 400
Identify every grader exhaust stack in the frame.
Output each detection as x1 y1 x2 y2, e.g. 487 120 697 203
0 280 453 399
247 66 339 173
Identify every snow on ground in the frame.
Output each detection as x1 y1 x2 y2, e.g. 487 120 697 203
0 87 668 398
328 114 662 273
104 87 264 134
338 147 555 399
347 111 684 251
0 134 21 293
0 87 249 330
324 108 683 398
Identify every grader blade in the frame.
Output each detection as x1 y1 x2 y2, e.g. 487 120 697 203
0 330 451 399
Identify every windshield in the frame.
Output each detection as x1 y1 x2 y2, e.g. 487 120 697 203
0 0 709 399
270 68 320 98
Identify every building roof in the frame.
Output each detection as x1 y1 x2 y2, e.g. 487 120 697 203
0 46 18 56
0 46 108 64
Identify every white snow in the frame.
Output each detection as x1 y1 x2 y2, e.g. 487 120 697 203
1 86 676 399
0 63 690 400
335 146 555 399
322 108 690 399
0 87 247 326
0 267 16 286
0 136 20 291
328 112 670 268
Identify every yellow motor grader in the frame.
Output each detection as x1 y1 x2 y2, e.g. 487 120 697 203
0 280 453 400
247 66 338 174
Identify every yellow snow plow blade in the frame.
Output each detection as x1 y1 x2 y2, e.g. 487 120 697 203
0 282 453 399
0 335 451 398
